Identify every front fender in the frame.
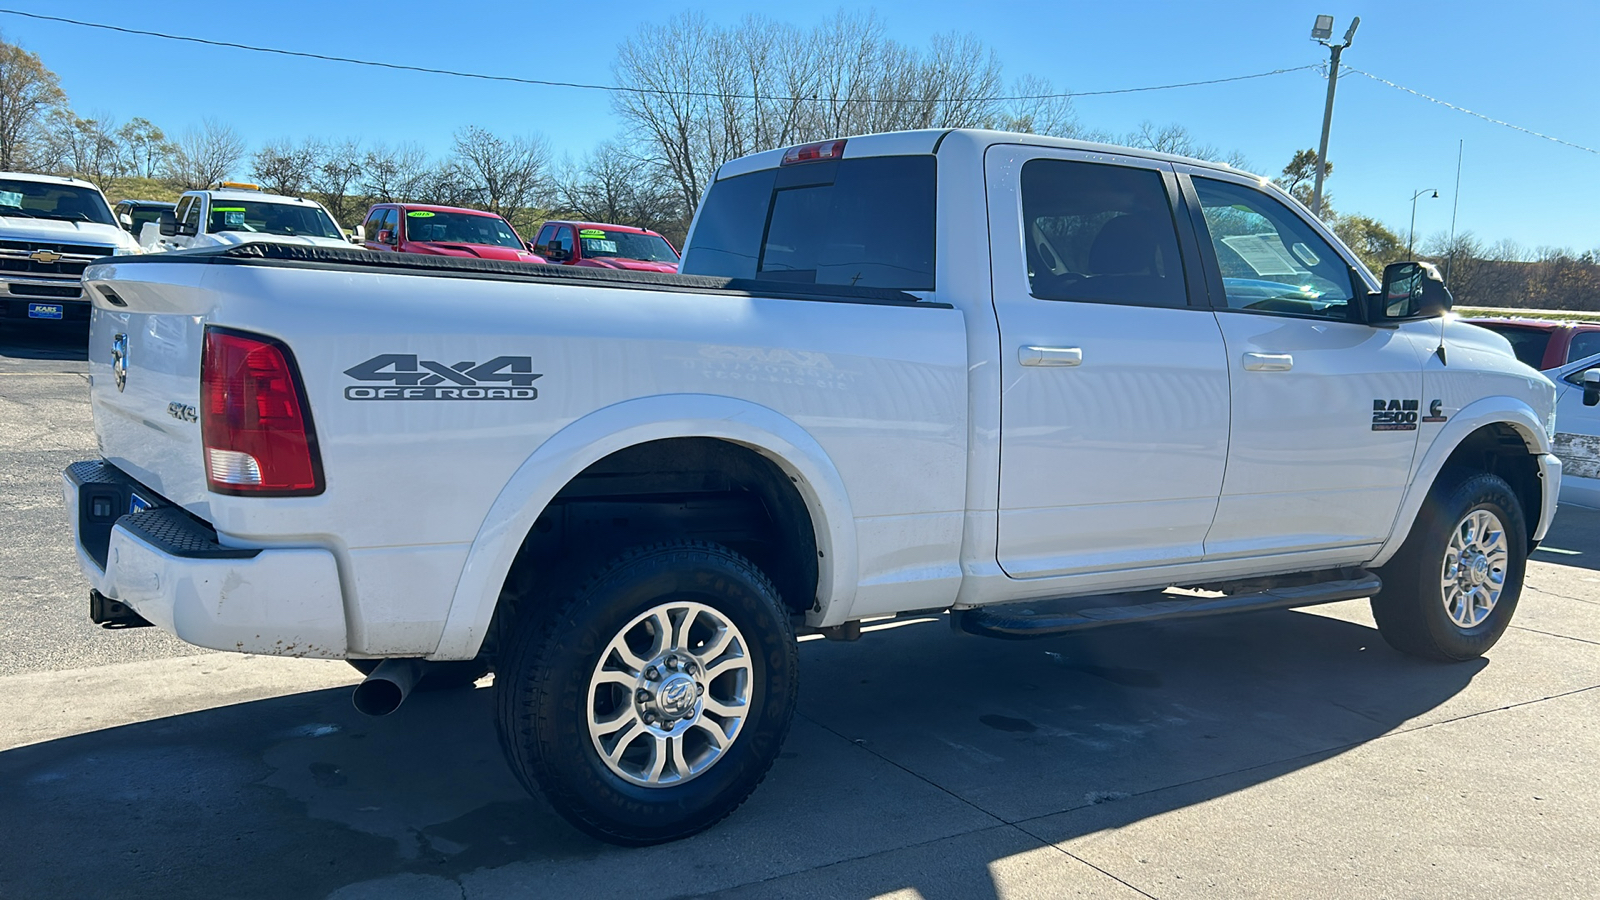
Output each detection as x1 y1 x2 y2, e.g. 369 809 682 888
432 393 858 659
1370 396 1553 567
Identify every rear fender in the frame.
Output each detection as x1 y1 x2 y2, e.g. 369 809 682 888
432 394 857 659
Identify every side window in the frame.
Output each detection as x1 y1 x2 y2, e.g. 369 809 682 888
552 226 574 257
181 196 203 232
1191 177 1356 319
361 208 385 240
384 208 400 238
1020 159 1188 308
534 225 555 253
172 197 192 229
1567 332 1600 365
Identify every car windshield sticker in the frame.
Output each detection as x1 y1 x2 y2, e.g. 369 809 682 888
0 191 21 207
212 207 246 226
1290 242 1321 267
407 211 435 217
1220 234 1302 277
579 229 607 239
582 239 618 253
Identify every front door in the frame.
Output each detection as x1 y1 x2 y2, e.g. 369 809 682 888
1179 168 1432 558
989 147 1231 579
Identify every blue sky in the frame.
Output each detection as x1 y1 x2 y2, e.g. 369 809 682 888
12 0 1598 254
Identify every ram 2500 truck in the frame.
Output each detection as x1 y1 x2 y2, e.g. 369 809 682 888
65 129 1559 846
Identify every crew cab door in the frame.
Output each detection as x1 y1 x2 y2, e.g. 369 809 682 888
1177 167 1431 558
988 146 1231 579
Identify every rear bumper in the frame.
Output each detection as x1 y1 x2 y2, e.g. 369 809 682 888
1534 452 1561 543
63 460 348 657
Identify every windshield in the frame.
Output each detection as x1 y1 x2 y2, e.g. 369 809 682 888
0 179 115 226
208 200 342 239
404 210 524 248
578 228 678 262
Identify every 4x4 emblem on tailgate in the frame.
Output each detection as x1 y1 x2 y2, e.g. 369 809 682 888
111 333 128 392
342 354 541 401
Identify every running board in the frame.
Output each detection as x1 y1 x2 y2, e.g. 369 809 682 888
954 574 1382 640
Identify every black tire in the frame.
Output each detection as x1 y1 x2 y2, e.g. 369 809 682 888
1372 471 1527 661
345 658 490 691
495 540 799 845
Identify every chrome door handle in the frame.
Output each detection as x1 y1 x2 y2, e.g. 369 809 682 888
1242 352 1293 372
1019 346 1083 367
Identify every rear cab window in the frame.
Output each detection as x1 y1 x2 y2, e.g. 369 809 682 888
1472 324 1553 369
684 154 936 291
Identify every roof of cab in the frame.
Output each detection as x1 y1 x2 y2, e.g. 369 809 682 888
389 203 507 218
714 127 1253 182
187 188 324 206
0 171 105 190
542 220 662 236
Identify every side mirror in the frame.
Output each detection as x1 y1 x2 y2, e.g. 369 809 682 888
350 225 365 243
1369 261 1453 324
1584 369 1600 407
158 210 178 237
546 246 569 262
525 240 537 253
377 229 395 245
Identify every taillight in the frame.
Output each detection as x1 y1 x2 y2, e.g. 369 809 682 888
781 139 846 165
201 327 323 496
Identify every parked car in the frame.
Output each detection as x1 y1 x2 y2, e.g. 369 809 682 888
358 203 545 263
532 220 679 272
68 130 1558 846
140 183 350 253
0 172 140 326
1463 317 1600 370
112 200 175 238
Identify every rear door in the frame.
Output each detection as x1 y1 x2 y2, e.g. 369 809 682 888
1178 167 1431 558
988 146 1231 579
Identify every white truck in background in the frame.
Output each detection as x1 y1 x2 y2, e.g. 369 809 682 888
67 129 1558 845
0 172 140 327
138 182 350 253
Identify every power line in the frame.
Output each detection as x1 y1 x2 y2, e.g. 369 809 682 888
0 7 1315 104
1343 65 1599 157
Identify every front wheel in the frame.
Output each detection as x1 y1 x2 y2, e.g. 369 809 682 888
1372 472 1527 661
495 541 799 845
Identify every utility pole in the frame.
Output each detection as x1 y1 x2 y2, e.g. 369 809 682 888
1310 15 1360 219
1408 188 1438 257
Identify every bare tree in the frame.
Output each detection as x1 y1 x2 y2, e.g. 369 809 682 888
551 140 685 236
449 126 549 232
168 118 246 189
0 33 67 170
307 138 364 226
46 109 124 186
251 137 321 196
116 117 174 180
361 142 430 203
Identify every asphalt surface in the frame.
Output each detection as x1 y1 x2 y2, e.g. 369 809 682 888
2 318 1598 899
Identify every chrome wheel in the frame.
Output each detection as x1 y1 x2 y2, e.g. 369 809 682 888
1440 508 1509 628
587 600 752 787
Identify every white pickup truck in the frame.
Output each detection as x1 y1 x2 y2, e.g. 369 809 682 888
66 129 1559 845
0 172 140 326
138 183 351 254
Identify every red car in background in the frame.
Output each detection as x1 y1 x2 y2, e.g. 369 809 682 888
358 203 545 263
532 220 679 273
1464 317 1600 371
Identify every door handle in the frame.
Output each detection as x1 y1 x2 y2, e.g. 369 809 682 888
1019 346 1083 367
1242 352 1293 372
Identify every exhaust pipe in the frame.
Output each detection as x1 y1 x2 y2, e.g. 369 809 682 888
352 658 425 716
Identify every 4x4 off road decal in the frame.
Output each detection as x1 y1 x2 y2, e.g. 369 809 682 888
1371 399 1419 431
343 354 541 401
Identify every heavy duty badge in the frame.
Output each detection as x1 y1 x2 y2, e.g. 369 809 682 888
343 354 541 401
1371 399 1419 431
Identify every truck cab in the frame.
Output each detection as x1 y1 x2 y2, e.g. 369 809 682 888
140 183 349 253
533 220 680 272
358 203 545 264
0 172 140 326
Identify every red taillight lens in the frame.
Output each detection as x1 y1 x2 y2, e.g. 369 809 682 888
781 139 846 165
201 327 323 495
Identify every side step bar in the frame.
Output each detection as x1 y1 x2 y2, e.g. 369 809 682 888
955 574 1382 640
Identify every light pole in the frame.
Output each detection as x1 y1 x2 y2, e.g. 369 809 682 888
1310 14 1360 219
1408 188 1438 258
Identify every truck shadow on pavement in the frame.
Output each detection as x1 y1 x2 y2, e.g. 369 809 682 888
0 607 1483 900
0 321 89 361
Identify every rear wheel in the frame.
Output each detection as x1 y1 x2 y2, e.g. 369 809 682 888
1372 472 1527 661
495 540 799 845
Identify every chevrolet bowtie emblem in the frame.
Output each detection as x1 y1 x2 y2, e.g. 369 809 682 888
29 249 62 265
